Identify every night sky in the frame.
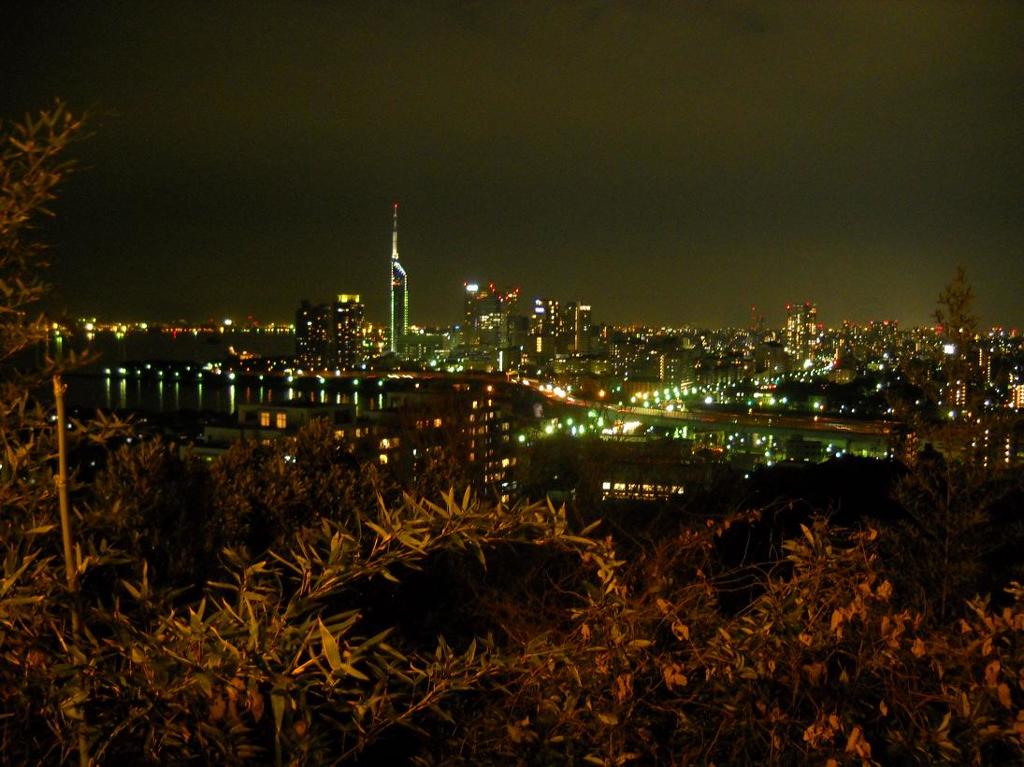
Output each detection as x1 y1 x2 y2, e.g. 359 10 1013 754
2 2 1022 328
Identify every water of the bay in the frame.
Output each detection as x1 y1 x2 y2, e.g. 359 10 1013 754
51 329 298 414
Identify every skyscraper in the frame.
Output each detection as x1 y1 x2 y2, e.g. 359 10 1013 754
530 297 562 359
389 203 409 355
295 293 365 370
564 302 592 354
296 300 331 370
462 282 520 347
333 293 365 370
784 301 819 362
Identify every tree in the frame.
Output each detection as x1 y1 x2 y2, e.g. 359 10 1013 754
0 102 84 378
885 266 1024 622
0 103 93 763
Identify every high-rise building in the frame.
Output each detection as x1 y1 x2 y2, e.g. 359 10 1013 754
564 302 592 354
531 298 561 335
463 282 520 347
333 293 365 370
530 297 562 359
389 203 409 355
462 282 482 344
784 301 819 362
296 294 365 371
295 300 332 370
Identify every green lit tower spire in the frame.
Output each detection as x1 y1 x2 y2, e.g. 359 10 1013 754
389 202 409 355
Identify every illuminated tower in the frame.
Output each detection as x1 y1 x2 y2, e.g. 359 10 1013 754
389 203 409 355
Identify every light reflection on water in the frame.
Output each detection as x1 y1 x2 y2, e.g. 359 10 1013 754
62 374 333 416
64 375 256 414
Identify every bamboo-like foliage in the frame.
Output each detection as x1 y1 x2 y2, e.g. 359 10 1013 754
3 105 1024 765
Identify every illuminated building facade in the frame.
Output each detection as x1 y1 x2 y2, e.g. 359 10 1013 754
389 203 409 355
457 282 524 372
530 297 562 359
462 282 481 342
295 300 332 370
462 282 521 347
333 294 365 370
295 294 365 370
564 301 592 354
196 377 518 502
784 301 819 362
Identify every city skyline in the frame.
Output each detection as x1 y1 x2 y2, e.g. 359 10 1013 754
3 3 1022 327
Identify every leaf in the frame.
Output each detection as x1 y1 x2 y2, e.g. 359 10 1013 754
984 659 1001 687
356 628 393 653
596 712 619 726
271 692 287 734
339 662 370 681
830 610 844 633
998 683 1012 709
800 523 815 546
661 663 688 689
670 621 690 641
911 637 926 658
364 520 390 540
937 711 951 733
876 580 893 600
319 618 343 672
24 524 57 535
844 725 871 758
561 535 598 548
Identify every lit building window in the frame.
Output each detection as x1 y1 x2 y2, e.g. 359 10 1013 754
260 411 271 427
276 412 287 429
